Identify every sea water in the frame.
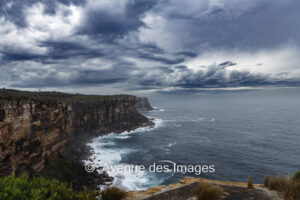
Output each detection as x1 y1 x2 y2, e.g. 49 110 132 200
85 88 300 191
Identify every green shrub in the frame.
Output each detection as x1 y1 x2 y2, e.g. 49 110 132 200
42 154 78 184
292 170 300 182
192 182 223 200
248 176 254 189
101 187 126 200
0 173 99 200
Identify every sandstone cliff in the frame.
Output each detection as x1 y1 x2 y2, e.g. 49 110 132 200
0 89 151 177
136 97 153 111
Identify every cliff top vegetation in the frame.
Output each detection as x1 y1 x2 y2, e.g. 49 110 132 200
0 89 136 103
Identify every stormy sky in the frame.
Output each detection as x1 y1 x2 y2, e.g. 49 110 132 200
1 0 300 94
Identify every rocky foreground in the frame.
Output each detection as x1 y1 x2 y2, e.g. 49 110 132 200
126 177 283 200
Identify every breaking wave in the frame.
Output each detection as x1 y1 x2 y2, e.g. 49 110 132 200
84 118 165 191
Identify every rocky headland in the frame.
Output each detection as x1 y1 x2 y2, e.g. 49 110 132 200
0 89 153 189
136 97 153 111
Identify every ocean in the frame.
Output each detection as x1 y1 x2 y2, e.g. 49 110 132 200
85 88 300 191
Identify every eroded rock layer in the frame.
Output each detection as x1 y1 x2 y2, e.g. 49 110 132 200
0 90 150 176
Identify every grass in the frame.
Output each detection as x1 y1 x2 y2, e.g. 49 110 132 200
264 173 300 200
101 187 127 200
248 176 254 189
192 182 223 200
143 186 166 195
0 173 99 200
264 175 270 187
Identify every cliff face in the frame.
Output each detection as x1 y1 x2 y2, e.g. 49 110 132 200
136 97 153 111
0 90 150 177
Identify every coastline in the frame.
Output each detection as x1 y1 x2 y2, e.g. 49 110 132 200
66 116 155 190
0 89 154 190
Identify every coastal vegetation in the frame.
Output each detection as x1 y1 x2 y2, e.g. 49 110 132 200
0 173 99 200
264 171 300 200
2 171 300 200
101 187 126 200
0 88 135 104
191 182 223 200
292 170 300 182
248 176 254 189
40 154 102 191
264 175 270 187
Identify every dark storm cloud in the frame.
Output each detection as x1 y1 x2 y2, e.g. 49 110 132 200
0 0 27 27
219 61 237 67
70 69 129 85
0 52 42 62
0 0 300 91
137 64 300 89
174 65 188 70
0 0 86 27
78 0 158 37
175 52 197 58
158 0 300 50
136 53 184 65
0 41 105 64
8 62 136 88
139 43 165 54
3 57 300 89
40 41 105 60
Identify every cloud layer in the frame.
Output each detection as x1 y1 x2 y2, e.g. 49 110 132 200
1 0 300 93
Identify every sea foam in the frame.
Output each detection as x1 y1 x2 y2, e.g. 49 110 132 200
84 118 164 191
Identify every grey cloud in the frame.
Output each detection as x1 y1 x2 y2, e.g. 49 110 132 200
2 58 300 90
154 0 300 50
136 53 184 65
7 61 136 88
0 0 86 27
174 65 188 70
0 0 300 92
137 64 300 89
78 0 157 37
219 61 237 67
0 41 105 65
175 52 197 58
